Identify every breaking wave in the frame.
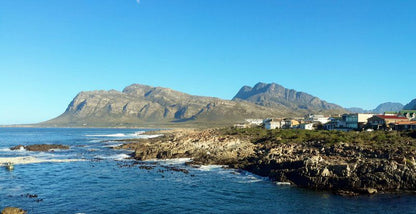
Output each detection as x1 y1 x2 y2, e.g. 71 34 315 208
146 158 191 165
95 153 131 161
0 147 11 152
85 131 161 139
103 143 123 148
0 156 85 165
197 165 226 171
86 133 132 137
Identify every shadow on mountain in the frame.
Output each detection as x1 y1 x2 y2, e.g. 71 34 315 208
171 117 197 123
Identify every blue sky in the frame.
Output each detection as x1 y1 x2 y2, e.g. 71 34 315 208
0 0 415 125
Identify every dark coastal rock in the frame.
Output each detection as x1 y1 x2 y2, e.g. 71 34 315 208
10 144 70 152
1 207 27 214
237 145 416 194
119 128 416 195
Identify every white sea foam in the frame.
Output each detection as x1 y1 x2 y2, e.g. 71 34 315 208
112 154 131 161
139 134 162 139
103 143 123 148
0 146 27 153
12 146 26 152
0 156 85 165
0 148 11 152
35 152 73 159
237 174 264 183
197 165 226 171
86 133 128 137
85 131 161 139
95 153 131 161
146 158 191 165
233 171 267 183
276 182 291 185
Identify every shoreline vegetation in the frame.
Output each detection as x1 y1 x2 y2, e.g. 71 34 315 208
118 127 416 196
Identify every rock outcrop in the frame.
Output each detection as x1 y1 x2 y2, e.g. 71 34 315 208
119 129 255 166
1 207 26 214
119 129 416 195
236 141 416 195
10 144 70 152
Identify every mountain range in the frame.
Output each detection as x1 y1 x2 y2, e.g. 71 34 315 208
42 83 346 127
403 99 416 110
233 82 344 111
346 102 404 114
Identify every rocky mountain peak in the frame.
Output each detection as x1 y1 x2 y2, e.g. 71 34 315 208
347 102 404 114
403 99 416 110
373 102 404 113
233 82 344 112
43 82 346 127
122 84 155 96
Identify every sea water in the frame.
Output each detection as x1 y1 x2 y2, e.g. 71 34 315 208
1 128 416 214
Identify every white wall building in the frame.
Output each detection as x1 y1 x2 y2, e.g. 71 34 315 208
299 123 314 130
264 118 284 130
245 119 264 126
305 114 330 124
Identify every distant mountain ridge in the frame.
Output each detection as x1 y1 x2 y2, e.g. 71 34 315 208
232 82 344 112
403 99 416 110
347 102 404 114
42 83 347 127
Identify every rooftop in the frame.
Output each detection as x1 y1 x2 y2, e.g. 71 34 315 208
393 121 416 125
375 115 409 120
400 110 416 113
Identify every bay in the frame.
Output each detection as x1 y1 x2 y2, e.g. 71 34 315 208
0 128 415 213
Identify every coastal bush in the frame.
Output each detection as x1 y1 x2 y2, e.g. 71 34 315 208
406 130 416 139
219 127 416 150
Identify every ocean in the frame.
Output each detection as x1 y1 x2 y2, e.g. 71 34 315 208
1 128 415 214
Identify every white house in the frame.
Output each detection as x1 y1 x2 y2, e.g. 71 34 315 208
264 118 284 130
284 118 300 129
299 123 314 130
325 113 374 131
245 119 264 126
344 113 374 130
305 114 330 124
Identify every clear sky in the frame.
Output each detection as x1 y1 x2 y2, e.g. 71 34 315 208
0 0 415 125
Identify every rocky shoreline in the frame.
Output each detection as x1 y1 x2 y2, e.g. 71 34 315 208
118 128 416 196
10 144 70 152
1 207 26 214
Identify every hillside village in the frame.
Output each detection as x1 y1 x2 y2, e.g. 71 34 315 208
236 110 416 131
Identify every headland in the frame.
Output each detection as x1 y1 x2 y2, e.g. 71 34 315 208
118 127 416 196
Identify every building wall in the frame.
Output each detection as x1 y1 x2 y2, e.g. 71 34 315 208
265 121 282 130
357 114 374 123
393 124 416 131
299 123 314 130
245 119 264 126
343 114 358 129
385 118 409 124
